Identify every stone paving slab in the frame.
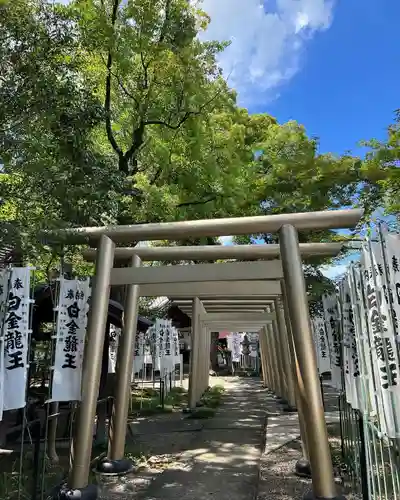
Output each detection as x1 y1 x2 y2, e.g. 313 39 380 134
264 411 340 455
129 418 203 435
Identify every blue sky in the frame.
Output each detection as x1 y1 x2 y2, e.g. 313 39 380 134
264 0 400 156
201 0 398 279
201 0 399 157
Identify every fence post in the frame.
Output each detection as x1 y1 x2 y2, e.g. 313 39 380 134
179 354 184 386
357 411 370 500
320 375 325 411
31 420 42 500
338 395 345 461
160 380 165 409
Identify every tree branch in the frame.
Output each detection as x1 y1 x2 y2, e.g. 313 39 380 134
104 0 125 170
144 86 225 130
117 76 140 106
121 120 146 175
144 111 196 130
159 0 172 44
140 52 150 89
177 194 221 208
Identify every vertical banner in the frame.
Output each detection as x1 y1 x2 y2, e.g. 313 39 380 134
248 332 259 358
133 332 145 375
312 316 331 374
172 327 180 365
231 333 242 362
382 232 400 341
362 241 400 438
50 278 91 402
158 319 166 375
3 268 31 411
163 320 175 373
0 269 10 421
349 265 377 416
322 293 342 390
164 323 171 357
339 277 361 409
149 320 160 371
144 330 152 365
0 269 11 419
108 324 120 374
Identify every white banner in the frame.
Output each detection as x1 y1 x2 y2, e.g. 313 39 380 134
108 324 120 374
147 319 176 373
161 320 175 373
322 293 342 390
3 268 31 411
312 316 331 374
144 333 152 365
50 278 90 402
133 331 145 375
340 277 361 409
0 269 11 419
362 241 400 438
382 232 400 341
349 265 376 416
149 321 160 371
230 333 242 362
248 332 259 358
172 327 180 365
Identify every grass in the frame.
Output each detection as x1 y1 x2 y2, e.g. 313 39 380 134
0 385 188 498
129 385 188 417
327 423 345 468
187 385 225 419
1 383 219 498
0 441 107 500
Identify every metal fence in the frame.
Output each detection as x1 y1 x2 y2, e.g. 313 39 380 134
0 269 185 500
339 393 400 500
0 336 115 500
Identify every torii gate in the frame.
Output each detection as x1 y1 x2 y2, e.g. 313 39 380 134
45 208 361 500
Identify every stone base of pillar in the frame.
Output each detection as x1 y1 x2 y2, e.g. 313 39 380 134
295 458 312 478
93 458 135 498
96 457 134 475
303 492 346 500
49 483 98 500
282 404 297 413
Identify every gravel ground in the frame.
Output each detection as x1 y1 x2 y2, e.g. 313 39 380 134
257 428 362 500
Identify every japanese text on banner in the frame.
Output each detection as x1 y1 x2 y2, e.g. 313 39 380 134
3 268 31 411
322 293 342 390
50 278 91 402
0 269 9 420
362 242 400 438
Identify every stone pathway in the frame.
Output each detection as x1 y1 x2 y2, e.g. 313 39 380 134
99 377 342 500
128 377 269 500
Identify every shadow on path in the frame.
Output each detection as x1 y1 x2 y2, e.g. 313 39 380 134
100 379 342 500
101 377 277 500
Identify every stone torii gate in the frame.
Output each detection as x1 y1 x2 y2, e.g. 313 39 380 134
47 208 362 500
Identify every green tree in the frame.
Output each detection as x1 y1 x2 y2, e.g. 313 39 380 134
0 0 386 273
0 0 262 257
360 111 400 222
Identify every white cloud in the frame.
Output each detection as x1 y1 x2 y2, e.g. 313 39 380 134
320 264 347 280
199 0 334 104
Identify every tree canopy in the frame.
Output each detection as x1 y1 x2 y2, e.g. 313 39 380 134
359 111 400 222
0 0 397 281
